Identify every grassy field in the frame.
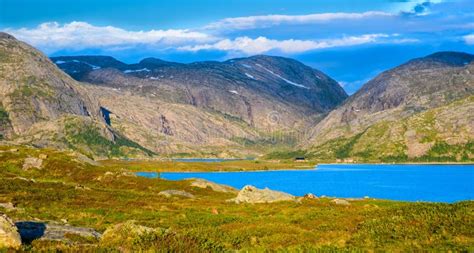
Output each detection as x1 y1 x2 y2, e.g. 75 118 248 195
100 158 315 172
0 145 473 251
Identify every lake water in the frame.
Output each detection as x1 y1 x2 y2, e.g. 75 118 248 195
137 164 474 203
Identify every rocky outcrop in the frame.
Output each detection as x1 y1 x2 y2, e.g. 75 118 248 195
303 193 318 199
190 179 237 193
15 221 101 244
0 203 16 211
158 190 195 199
0 33 103 136
100 221 164 249
228 185 295 204
22 157 43 170
0 214 21 250
331 199 351 206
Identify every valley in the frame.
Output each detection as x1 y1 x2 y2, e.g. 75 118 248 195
0 31 473 251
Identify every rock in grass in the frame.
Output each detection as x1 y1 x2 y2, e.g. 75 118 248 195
0 213 22 250
0 203 16 211
304 193 318 199
15 221 101 244
158 190 195 199
228 185 295 204
331 199 351 206
22 157 43 170
100 221 165 249
189 178 237 193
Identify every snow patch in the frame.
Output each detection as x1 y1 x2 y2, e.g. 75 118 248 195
149 77 159 80
56 59 101 70
256 64 309 89
241 63 253 69
229 90 239 95
123 68 151 74
245 73 255 79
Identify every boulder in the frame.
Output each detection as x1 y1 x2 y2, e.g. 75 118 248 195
189 179 237 193
0 214 22 250
15 221 101 244
228 185 295 204
158 190 195 199
331 199 351 206
0 203 16 211
100 221 165 249
22 157 43 170
304 193 318 199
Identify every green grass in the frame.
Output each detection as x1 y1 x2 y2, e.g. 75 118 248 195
265 150 308 160
0 145 473 251
0 106 9 124
0 106 10 140
63 117 155 158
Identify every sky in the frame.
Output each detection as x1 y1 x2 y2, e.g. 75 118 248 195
1 0 473 94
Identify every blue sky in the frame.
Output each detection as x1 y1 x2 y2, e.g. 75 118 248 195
1 0 473 94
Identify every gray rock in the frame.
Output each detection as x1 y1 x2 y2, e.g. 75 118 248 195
228 185 295 204
15 221 101 243
189 178 237 193
22 157 43 170
158 190 195 199
331 199 351 206
0 203 16 211
0 213 22 250
100 221 164 248
303 193 318 199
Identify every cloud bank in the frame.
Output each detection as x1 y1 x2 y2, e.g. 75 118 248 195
178 34 394 55
5 21 214 53
205 11 394 30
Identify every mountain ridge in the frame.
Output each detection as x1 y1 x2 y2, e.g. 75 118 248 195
305 51 474 162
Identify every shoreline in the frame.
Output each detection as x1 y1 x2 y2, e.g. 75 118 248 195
137 163 474 174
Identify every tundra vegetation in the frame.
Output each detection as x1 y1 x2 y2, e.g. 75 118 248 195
0 146 473 251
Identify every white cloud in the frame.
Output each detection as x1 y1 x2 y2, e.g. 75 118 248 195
2 20 418 56
464 34 474 45
4 21 214 52
205 11 394 30
178 34 392 55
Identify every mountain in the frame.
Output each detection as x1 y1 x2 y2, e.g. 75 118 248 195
50 54 347 156
306 52 474 162
51 55 347 131
1 32 348 158
0 33 154 158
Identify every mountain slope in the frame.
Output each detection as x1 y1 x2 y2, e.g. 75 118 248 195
306 52 474 161
51 55 348 132
0 33 154 158
49 54 348 156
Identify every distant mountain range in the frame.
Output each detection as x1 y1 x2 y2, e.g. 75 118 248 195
0 32 472 161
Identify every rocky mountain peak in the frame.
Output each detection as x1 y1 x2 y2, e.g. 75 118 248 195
401 51 474 70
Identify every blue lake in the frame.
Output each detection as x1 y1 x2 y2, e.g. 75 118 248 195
137 164 474 203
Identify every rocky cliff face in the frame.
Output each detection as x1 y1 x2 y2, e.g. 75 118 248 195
0 33 101 137
0 33 153 159
307 52 474 161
